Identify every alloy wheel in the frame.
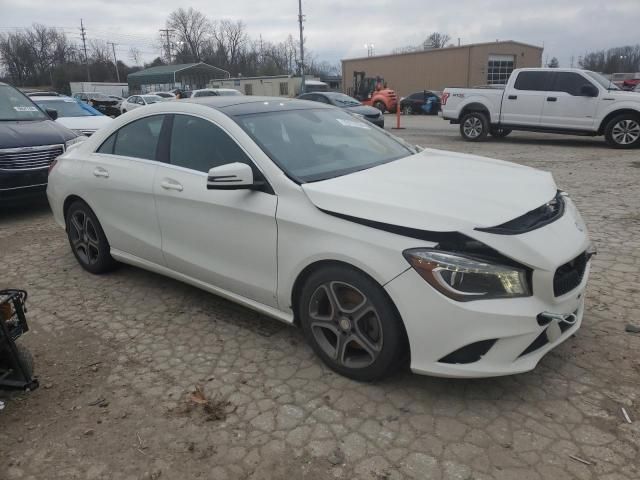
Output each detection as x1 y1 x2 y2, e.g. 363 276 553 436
308 281 383 369
611 119 640 145
68 210 100 265
463 117 483 138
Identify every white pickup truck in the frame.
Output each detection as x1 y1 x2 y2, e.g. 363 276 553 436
441 68 640 148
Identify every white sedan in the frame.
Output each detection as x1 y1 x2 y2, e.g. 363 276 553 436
121 94 164 114
47 97 593 380
33 96 113 136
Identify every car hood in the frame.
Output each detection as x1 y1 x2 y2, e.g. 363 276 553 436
301 148 557 233
0 119 76 149
608 90 640 100
344 105 381 116
56 115 113 131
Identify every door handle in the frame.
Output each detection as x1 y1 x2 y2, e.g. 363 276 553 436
507 95 517 100
93 167 109 178
547 97 557 102
160 179 183 192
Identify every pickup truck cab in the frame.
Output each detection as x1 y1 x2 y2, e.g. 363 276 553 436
441 68 640 148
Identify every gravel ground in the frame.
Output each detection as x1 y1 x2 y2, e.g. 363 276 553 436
1 114 639 480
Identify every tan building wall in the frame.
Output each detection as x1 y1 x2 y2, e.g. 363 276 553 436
342 41 543 97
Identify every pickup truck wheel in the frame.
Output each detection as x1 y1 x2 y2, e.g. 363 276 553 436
460 112 489 141
605 114 640 149
374 101 386 113
490 127 512 138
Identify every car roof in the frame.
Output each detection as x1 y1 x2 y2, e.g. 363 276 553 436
181 96 333 115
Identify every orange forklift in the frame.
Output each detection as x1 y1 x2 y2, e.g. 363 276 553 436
352 71 398 113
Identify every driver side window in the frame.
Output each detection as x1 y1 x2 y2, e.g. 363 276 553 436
169 115 253 173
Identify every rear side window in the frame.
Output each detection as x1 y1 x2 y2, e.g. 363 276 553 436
194 90 218 97
550 72 592 96
97 115 165 160
514 72 552 91
169 114 252 173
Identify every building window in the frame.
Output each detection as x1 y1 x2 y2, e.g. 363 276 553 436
487 55 515 85
279 82 289 96
244 84 253 95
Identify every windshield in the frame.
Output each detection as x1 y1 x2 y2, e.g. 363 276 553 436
328 93 361 107
234 108 414 182
89 93 111 100
584 71 620 91
34 99 100 117
154 93 172 98
143 95 163 104
0 84 47 121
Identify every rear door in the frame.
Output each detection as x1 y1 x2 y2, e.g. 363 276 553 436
83 114 167 265
500 71 552 126
153 114 278 306
540 72 599 130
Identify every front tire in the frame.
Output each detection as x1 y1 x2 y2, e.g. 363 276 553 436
298 265 406 381
374 101 386 113
65 201 116 274
402 104 413 115
604 114 640 149
460 112 489 141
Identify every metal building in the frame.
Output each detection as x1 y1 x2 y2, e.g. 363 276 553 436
342 41 543 96
127 62 230 94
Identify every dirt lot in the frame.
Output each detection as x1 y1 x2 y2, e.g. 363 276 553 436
1 115 639 480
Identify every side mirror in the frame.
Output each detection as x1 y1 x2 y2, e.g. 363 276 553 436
580 84 598 97
45 108 58 120
207 163 261 190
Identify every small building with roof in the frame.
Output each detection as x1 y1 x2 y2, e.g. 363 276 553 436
127 62 230 94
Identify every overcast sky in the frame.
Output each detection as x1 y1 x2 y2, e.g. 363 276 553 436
1 0 639 68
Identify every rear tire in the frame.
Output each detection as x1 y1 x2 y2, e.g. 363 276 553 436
0 343 34 381
490 127 512 138
604 113 640 149
460 112 489 142
402 105 413 115
374 101 386 113
298 265 407 381
65 201 117 274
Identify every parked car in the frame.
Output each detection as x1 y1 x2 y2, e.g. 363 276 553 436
152 92 176 99
26 91 60 97
47 96 592 381
182 88 243 98
400 91 441 115
0 82 81 202
32 96 113 137
72 92 121 117
297 92 384 127
120 95 164 113
441 68 640 148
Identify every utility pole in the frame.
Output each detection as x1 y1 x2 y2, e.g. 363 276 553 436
159 28 174 63
298 0 305 94
107 42 120 82
80 19 90 82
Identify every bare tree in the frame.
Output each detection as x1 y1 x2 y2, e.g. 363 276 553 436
129 47 142 66
424 32 451 49
167 7 210 62
548 57 559 68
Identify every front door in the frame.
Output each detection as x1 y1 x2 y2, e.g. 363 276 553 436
539 72 599 130
153 114 278 306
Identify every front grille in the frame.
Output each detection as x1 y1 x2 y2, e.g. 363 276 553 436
554 252 588 296
0 145 64 171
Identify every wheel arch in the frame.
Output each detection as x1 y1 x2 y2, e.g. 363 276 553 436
459 102 491 121
598 108 640 134
63 194 87 223
289 259 410 360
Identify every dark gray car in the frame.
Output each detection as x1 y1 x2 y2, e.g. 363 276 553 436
297 92 384 128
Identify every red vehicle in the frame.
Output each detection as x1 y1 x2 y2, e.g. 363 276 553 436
352 72 398 113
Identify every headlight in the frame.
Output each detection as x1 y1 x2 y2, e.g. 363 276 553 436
65 136 88 150
351 112 365 119
403 249 531 301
